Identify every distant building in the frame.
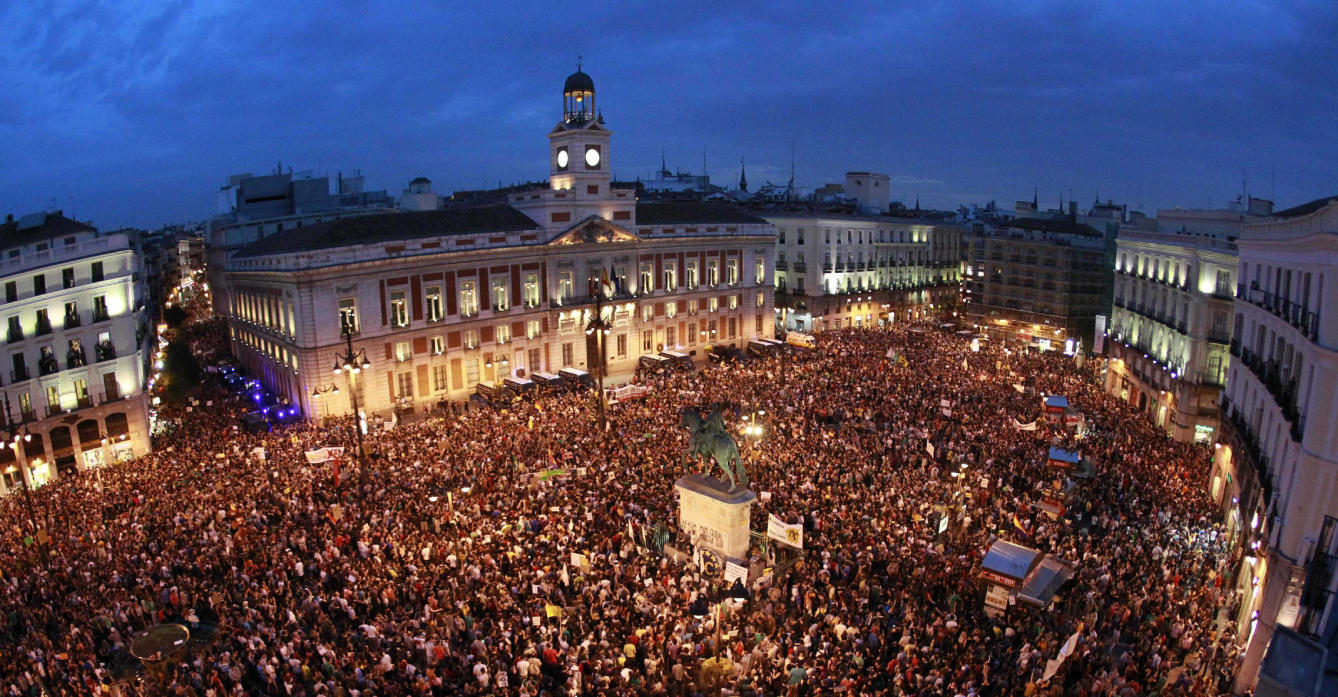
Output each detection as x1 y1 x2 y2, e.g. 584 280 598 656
206 168 394 315
965 217 1112 350
638 157 720 200
400 177 440 212
0 212 152 494
219 69 776 419
1211 194 1338 694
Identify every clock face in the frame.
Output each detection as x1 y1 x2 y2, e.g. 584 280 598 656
585 147 601 167
556 149 569 168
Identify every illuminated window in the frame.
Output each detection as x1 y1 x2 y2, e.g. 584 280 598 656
390 291 408 327
459 281 479 317
425 286 442 322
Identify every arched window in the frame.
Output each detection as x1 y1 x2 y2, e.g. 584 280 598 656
106 412 129 438
49 426 73 454
77 419 101 446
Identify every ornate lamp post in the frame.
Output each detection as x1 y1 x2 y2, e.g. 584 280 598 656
586 274 612 431
331 318 371 491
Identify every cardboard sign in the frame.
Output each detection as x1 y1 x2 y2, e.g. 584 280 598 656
724 561 748 586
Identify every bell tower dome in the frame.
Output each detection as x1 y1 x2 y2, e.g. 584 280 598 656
549 63 611 193
563 68 596 125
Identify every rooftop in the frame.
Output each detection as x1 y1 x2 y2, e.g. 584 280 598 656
0 212 97 248
235 207 540 258
1271 194 1338 219
634 201 768 226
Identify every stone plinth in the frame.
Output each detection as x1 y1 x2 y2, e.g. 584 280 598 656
675 474 756 566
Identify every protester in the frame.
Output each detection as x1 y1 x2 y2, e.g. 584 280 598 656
0 317 1240 696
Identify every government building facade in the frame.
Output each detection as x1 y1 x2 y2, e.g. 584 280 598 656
219 70 777 420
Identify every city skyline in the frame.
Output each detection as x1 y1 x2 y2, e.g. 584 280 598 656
3 0 1336 228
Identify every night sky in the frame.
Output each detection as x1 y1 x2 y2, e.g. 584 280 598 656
3 1 1336 229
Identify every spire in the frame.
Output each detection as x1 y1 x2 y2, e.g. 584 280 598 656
739 157 748 192
914 196 921 212
1032 187 1038 208
660 150 668 177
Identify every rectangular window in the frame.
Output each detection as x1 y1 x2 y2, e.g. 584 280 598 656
464 330 478 349
557 271 573 305
523 274 540 308
491 277 509 312
46 385 60 411
663 263 677 292
431 336 445 355
496 324 512 344
62 268 75 289
728 317 737 338
527 320 540 339
755 258 765 285
64 301 79 328
615 333 627 358
6 317 19 343
687 299 698 315
796 277 805 293
641 304 654 323
725 258 738 285
687 322 697 345
465 358 479 385
756 292 765 308
527 348 540 372
390 291 408 327
755 314 763 334
338 298 358 333
432 364 448 391
425 286 442 321
33 275 45 296
666 325 676 347
459 281 479 317
561 342 573 367
666 302 677 319
639 264 653 294
395 341 412 362
91 262 104 283
707 260 719 286
686 262 698 289
642 329 654 352
708 297 719 313
74 378 89 407
4 282 15 303
397 372 414 398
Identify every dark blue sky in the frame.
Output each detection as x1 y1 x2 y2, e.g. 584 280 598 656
3 0 1336 229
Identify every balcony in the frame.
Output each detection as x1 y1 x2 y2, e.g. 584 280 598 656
67 348 86 370
793 262 807 273
75 394 93 410
92 308 111 323
35 318 52 336
1206 330 1232 346
1238 284 1320 342
18 408 34 423
1220 397 1273 506
99 389 123 405
45 404 63 418
775 261 788 271
64 312 81 330
11 367 29 383
460 309 479 319
6 328 21 344
38 357 59 377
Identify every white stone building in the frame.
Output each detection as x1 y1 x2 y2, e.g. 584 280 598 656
0 213 151 494
1209 195 1338 692
766 208 961 332
218 69 776 420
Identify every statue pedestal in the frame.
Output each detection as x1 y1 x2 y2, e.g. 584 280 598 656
675 474 755 569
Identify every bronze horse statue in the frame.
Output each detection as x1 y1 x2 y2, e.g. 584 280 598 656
680 406 747 491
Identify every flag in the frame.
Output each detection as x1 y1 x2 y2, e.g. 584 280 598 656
1010 513 1032 538
304 447 345 464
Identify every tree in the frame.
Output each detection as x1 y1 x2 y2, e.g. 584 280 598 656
163 305 189 329
161 339 202 403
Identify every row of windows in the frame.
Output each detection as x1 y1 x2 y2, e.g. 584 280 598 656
776 227 931 246
3 262 106 304
5 296 112 344
388 314 767 401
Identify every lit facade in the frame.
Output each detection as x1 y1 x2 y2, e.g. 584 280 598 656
218 70 776 420
767 213 961 331
0 213 151 494
1105 230 1238 442
1212 196 1338 692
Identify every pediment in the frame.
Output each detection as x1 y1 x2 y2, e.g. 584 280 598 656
549 216 640 245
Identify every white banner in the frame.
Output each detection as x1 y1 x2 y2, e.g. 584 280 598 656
767 514 804 549
304 447 346 464
1011 418 1038 431
724 561 748 585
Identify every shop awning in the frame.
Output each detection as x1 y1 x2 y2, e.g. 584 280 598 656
980 540 1041 589
1017 556 1075 607
1047 447 1081 469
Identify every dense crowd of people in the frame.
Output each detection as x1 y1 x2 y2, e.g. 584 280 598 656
0 316 1247 696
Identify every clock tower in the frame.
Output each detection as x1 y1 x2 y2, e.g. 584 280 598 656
549 66 611 194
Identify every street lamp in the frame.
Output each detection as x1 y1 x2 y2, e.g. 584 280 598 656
332 318 372 491
311 384 340 419
586 274 613 431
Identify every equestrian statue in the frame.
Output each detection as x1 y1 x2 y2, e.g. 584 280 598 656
679 405 747 491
